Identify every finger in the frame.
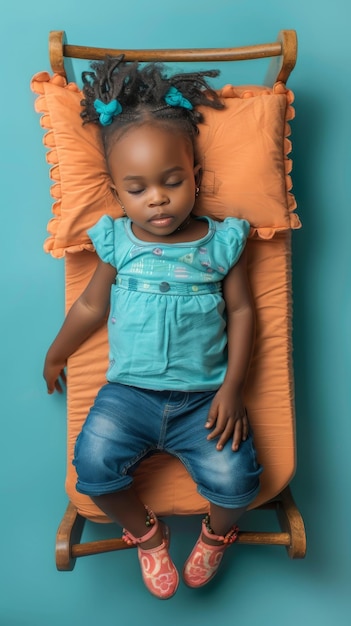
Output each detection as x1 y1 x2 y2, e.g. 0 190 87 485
242 411 249 441
54 381 62 393
232 419 243 452
205 404 218 429
55 369 67 393
206 417 227 440
215 421 235 451
45 375 55 394
207 410 232 442
55 378 64 394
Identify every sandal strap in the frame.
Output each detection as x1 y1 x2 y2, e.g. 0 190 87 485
202 515 239 545
122 506 158 546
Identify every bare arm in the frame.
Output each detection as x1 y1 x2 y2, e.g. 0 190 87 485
206 248 256 450
43 259 117 394
222 247 255 391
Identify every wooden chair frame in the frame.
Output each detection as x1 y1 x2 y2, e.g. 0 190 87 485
57 486 306 571
49 29 297 86
48 30 306 571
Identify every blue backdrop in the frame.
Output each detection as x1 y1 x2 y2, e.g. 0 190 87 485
1 1 350 624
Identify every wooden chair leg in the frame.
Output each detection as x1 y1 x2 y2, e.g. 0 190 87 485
275 485 307 558
235 486 306 558
56 501 86 571
55 501 131 570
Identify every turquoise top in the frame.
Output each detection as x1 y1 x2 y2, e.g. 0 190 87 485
88 215 250 391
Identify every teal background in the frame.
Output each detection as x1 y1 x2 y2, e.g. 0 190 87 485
2 1 350 624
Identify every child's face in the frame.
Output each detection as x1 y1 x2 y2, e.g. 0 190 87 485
108 124 200 240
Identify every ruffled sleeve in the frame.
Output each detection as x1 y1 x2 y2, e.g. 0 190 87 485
214 217 250 268
87 215 116 267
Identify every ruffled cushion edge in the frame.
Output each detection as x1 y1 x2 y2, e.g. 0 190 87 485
30 71 95 258
30 72 301 258
216 83 301 240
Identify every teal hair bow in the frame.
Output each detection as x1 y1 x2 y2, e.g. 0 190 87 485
94 98 122 126
164 86 193 110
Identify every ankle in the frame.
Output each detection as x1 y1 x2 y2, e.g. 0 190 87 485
139 525 164 549
201 514 239 546
122 505 161 548
201 532 225 547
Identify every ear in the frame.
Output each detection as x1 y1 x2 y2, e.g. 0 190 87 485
193 164 202 186
110 185 126 215
111 185 122 206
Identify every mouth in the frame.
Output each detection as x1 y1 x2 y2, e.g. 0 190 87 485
148 214 174 227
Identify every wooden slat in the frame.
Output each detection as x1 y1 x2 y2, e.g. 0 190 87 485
49 30 297 85
70 530 292 559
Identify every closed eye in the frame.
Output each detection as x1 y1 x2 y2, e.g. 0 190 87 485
127 189 144 195
165 180 183 188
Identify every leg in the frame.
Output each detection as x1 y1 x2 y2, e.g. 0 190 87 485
181 430 260 588
91 489 179 599
74 382 162 549
91 488 163 549
73 383 179 598
169 394 261 587
81 488 179 597
205 503 246 546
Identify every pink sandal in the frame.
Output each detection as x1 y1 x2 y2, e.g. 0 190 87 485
183 515 239 588
122 507 179 599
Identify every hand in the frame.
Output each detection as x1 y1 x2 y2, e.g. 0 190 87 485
43 354 67 394
205 386 249 452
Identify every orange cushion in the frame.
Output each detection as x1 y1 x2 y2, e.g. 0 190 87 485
30 72 300 258
64 234 295 522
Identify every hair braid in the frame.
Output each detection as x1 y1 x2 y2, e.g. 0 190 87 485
80 55 224 152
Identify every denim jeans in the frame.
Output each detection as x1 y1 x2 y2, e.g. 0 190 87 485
73 383 262 509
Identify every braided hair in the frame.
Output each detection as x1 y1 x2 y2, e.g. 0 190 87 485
80 55 224 155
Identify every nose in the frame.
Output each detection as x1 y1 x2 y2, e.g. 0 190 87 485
148 186 169 207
